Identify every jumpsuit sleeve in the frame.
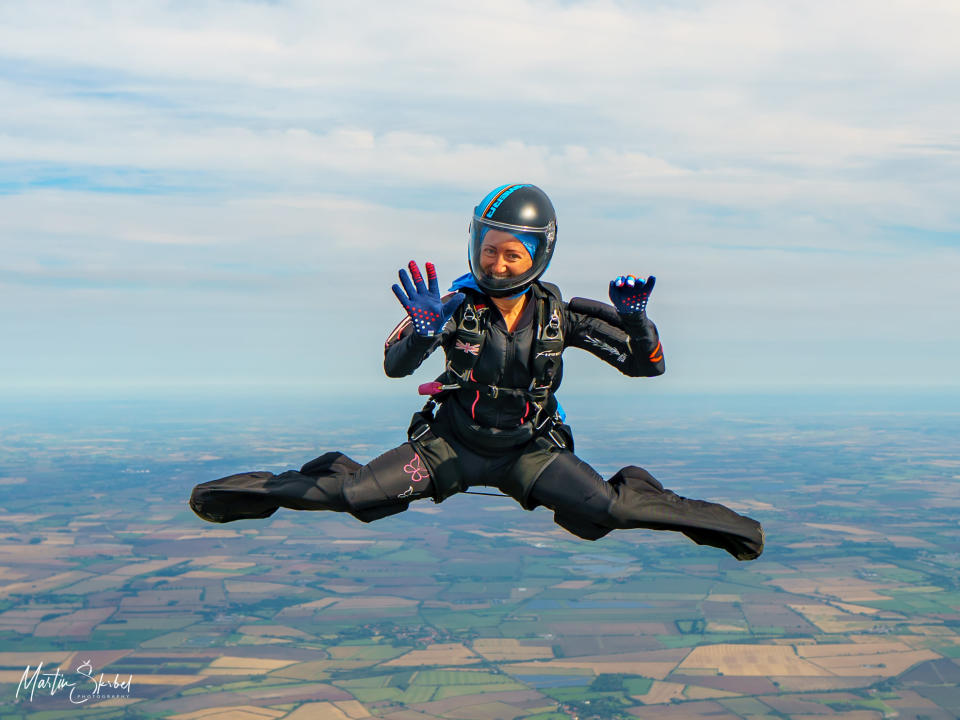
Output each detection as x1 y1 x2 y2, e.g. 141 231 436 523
564 306 666 377
383 317 446 378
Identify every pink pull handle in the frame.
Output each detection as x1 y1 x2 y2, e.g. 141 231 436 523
418 381 444 396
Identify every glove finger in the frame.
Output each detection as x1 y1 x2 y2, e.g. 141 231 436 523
398 267 417 298
626 275 636 287
644 275 656 295
408 261 427 295
614 276 624 287
440 292 465 323
425 262 440 297
392 283 412 310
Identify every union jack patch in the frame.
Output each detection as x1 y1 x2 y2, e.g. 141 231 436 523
454 340 480 356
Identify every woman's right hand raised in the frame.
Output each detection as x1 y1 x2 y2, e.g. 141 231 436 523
392 261 465 337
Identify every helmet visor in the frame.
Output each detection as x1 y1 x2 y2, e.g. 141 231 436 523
468 215 556 295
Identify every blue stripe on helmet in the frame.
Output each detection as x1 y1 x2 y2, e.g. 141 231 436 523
476 183 532 219
475 184 511 217
483 184 527 219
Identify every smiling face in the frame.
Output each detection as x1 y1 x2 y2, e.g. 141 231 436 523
478 230 534 279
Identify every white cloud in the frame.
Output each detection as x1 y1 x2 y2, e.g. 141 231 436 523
1 0 958 389
1 1 957 222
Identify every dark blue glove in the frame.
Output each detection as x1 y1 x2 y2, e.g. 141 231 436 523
609 274 656 315
392 261 465 337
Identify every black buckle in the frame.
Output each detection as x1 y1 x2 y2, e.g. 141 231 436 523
547 427 567 449
543 309 562 340
534 404 552 431
459 305 480 333
410 423 431 442
527 382 550 403
446 362 471 383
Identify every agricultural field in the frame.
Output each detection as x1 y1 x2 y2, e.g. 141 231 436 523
1 392 959 719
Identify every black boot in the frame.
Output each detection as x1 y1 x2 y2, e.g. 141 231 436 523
190 472 280 523
608 466 765 561
683 523 765 561
190 463 352 523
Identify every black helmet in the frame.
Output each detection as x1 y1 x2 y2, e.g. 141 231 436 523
468 183 557 297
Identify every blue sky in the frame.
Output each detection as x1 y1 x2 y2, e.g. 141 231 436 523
1 0 958 397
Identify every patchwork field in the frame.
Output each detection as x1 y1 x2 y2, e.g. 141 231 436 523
1 396 959 719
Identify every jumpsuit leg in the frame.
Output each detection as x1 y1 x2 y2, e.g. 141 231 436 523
189 444 436 524
529 452 764 561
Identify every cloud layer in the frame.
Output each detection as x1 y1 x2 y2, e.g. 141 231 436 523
1 0 958 391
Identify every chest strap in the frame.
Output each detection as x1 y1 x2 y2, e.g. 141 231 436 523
427 288 564 426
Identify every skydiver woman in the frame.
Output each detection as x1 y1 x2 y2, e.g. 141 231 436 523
190 184 764 561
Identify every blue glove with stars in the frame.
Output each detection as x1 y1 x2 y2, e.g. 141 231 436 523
392 261 465 337
609 274 656 316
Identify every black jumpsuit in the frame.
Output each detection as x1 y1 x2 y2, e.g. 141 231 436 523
190 283 764 561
